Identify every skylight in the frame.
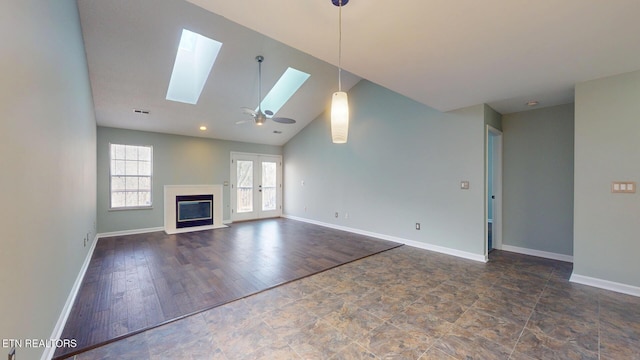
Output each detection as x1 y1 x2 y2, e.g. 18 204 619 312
259 67 310 115
166 29 222 104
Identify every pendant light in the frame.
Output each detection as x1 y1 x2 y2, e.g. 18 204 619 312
331 0 349 144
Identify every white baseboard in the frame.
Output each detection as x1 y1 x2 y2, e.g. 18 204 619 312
570 273 640 297
97 226 164 238
42 234 99 360
283 215 486 263
223 219 232 225
500 244 573 263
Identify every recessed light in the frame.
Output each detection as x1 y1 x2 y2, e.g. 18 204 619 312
199 126 207 131
526 100 539 107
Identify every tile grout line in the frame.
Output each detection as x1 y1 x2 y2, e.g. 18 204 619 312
506 270 550 359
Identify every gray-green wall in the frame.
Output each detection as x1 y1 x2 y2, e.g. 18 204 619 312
283 80 487 257
574 70 640 287
502 104 575 256
97 127 281 233
484 104 502 131
0 1 97 359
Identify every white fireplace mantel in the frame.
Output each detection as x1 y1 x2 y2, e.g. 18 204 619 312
164 184 226 234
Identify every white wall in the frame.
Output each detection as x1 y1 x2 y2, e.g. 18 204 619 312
502 104 575 256
284 80 487 258
0 1 97 359
574 70 640 289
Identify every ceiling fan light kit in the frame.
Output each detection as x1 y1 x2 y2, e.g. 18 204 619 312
331 0 349 144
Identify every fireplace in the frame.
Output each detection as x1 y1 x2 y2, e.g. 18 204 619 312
164 184 226 234
176 195 213 228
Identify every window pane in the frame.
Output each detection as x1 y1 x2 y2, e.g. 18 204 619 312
125 145 138 159
139 191 152 206
139 176 151 190
237 188 253 213
261 161 277 211
112 176 126 191
237 160 253 187
262 188 276 211
139 161 151 175
125 176 138 190
138 147 151 161
113 144 125 160
125 192 138 207
125 160 138 175
112 191 126 208
113 160 125 175
262 162 276 187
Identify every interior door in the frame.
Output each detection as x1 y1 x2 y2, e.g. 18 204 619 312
231 152 282 221
486 126 503 255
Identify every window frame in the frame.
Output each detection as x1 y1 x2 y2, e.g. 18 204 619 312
108 143 153 210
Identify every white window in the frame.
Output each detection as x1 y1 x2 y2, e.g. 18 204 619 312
109 143 153 209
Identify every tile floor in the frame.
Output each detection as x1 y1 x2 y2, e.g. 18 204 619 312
73 247 640 360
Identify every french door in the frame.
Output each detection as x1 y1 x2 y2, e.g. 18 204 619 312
230 152 282 221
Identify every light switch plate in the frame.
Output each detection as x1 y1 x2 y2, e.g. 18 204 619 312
460 181 470 190
611 181 636 193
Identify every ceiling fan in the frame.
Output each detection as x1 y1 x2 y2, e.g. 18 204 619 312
238 55 296 126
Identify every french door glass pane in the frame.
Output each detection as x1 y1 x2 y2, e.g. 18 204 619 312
262 162 277 211
237 160 253 213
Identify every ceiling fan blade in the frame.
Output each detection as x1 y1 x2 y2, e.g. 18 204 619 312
235 119 250 125
271 117 296 124
241 107 257 117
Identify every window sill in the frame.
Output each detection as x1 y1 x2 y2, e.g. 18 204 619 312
109 206 154 212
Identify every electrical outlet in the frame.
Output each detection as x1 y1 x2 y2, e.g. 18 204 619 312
416 223 421 230
334 212 339 218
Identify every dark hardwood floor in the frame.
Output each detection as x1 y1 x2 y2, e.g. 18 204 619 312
55 218 401 359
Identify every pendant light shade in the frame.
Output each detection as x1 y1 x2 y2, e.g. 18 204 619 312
331 0 349 144
331 91 349 143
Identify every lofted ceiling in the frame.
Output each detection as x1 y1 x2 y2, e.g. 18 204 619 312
78 0 640 146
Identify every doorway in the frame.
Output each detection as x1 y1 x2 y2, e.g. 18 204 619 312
230 152 282 221
487 126 503 255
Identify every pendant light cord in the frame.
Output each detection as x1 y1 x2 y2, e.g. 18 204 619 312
338 0 343 92
258 58 262 111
